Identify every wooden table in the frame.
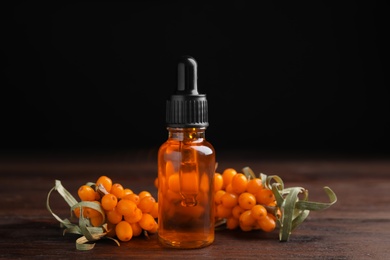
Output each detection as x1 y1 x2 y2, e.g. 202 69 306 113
1 150 389 259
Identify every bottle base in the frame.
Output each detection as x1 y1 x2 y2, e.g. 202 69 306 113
158 235 214 249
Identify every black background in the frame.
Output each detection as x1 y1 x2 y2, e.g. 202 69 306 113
1 1 388 157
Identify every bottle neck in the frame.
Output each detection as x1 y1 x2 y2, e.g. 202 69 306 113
167 127 206 142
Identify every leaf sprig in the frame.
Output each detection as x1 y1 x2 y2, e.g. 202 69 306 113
46 180 120 250
242 167 337 241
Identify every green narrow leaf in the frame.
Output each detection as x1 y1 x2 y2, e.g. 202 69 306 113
290 209 310 231
279 187 302 242
242 167 256 180
265 175 284 191
295 186 337 211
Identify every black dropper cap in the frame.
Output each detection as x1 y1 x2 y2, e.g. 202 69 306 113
166 56 209 128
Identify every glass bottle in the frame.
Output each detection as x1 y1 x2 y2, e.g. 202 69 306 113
157 56 216 249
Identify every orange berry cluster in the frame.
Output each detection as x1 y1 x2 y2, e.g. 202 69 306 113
214 168 280 232
75 175 158 242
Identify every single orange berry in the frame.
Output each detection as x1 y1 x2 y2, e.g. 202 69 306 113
251 204 267 220
213 172 223 192
147 221 158 234
220 192 238 208
84 201 102 218
73 207 81 218
116 199 138 217
246 178 263 194
150 202 158 219
238 192 257 210
214 190 226 204
123 188 133 197
124 208 143 224
231 205 245 219
138 213 157 231
257 213 276 232
106 208 123 224
115 220 133 241
78 185 96 201
90 214 104 227
96 175 113 193
110 183 124 199
94 191 101 201
154 177 159 189
216 204 232 219
255 189 275 205
123 193 140 205
130 222 143 237
138 196 156 213
226 217 239 230
101 193 118 211
231 173 248 194
138 190 152 200
225 183 234 194
222 168 237 189
239 210 256 227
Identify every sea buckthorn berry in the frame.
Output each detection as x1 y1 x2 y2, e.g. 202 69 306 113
138 213 157 231
94 191 101 201
150 202 158 219
115 220 133 242
138 190 152 200
90 214 104 227
257 213 276 232
78 185 96 201
147 221 158 234
148 222 158 234
130 222 143 237
73 207 81 218
168 173 180 193
123 188 133 197
106 208 123 224
96 175 113 193
239 210 256 227
200 174 210 192
101 193 118 211
214 190 226 204
255 189 275 205
231 173 248 194
238 192 257 210
221 192 238 208
239 223 253 232
111 183 125 199
232 205 245 219
165 189 182 203
123 193 140 205
116 199 138 217
180 172 199 194
124 208 143 224
226 217 239 230
216 204 232 219
251 204 267 220
225 183 234 194
84 201 102 218
154 177 159 189
138 196 156 213
246 178 263 194
222 168 237 189
213 172 223 191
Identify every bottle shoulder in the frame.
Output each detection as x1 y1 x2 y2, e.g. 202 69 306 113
158 139 215 156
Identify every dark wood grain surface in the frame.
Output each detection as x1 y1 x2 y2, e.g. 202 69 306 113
1 150 389 259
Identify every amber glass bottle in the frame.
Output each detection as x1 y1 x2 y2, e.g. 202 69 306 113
157 56 216 249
